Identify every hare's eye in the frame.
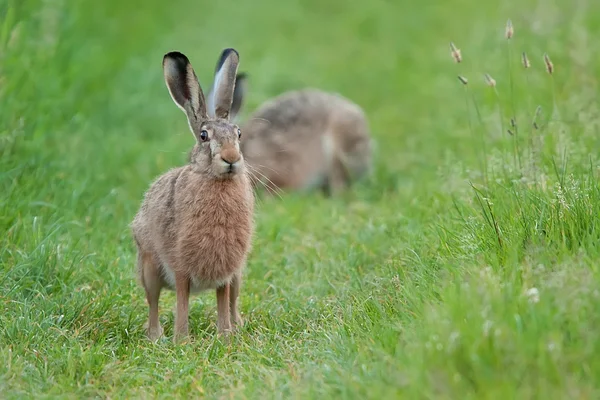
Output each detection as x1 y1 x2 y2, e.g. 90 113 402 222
237 128 242 139
199 130 209 142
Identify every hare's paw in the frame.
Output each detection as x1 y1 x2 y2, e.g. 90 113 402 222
147 324 164 341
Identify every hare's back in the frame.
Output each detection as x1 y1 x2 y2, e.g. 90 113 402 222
243 88 366 142
240 89 367 190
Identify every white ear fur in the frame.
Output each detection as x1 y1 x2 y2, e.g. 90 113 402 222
207 74 245 120
212 48 240 120
207 84 216 118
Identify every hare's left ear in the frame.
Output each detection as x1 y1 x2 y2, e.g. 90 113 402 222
210 48 240 120
162 51 208 122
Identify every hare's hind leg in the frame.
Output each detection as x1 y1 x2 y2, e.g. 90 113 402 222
139 251 164 341
229 272 244 329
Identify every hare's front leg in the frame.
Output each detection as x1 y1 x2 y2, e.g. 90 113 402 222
216 283 232 335
229 272 244 329
140 251 164 341
174 274 190 342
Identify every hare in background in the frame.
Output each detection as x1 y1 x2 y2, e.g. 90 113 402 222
131 49 254 342
206 65 374 196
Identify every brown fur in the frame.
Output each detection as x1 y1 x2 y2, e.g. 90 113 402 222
131 49 254 341
206 69 374 196
239 88 373 195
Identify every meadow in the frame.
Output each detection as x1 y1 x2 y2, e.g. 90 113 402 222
1 0 600 398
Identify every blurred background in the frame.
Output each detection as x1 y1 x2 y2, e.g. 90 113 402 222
2 0 596 202
2 0 600 397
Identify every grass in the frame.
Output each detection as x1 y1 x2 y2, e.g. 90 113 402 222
1 0 600 398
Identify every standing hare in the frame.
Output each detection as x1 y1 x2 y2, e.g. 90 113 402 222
131 49 254 342
206 71 373 196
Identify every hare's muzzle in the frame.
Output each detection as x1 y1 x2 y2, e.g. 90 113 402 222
220 147 241 165
219 146 242 175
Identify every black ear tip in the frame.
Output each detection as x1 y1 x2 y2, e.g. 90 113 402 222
163 51 191 76
215 48 240 72
164 51 189 65
221 48 239 59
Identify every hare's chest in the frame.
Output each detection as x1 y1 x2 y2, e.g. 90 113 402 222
176 197 253 280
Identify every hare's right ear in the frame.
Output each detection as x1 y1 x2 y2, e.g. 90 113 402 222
207 71 247 120
211 48 240 120
162 51 208 122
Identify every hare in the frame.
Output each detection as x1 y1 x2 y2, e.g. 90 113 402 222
206 71 374 196
131 49 254 342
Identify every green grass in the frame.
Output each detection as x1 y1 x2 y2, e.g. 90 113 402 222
1 0 600 398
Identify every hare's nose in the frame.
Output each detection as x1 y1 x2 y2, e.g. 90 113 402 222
221 148 241 165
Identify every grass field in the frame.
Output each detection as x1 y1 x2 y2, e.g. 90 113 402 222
2 0 600 398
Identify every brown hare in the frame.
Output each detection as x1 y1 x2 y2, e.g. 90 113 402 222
207 71 374 196
131 49 254 342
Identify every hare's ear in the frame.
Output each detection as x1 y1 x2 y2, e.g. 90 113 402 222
230 72 247 120
162 51 208 121
207 73 246 119
212 48 240 120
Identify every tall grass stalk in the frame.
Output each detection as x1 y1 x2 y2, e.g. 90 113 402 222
505 19 521 173
544 53 558 122
458 76 488 184
469 87 489 185
520 51 540 185
451 42 488 185
485 72 508 178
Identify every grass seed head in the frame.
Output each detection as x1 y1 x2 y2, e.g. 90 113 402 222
544 53 554 74
458 75 468 85
505 19 514 39
450 42 462 63
484 73 496 87
522 52 531 68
